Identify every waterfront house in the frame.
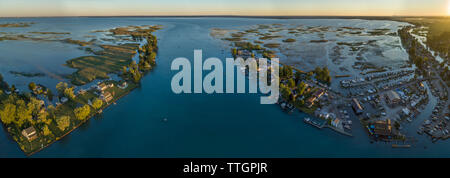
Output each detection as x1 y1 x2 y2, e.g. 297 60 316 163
306 89 325 108
22 127 37 141
101 91 113 103
306 96 317 108
97 83 108 91
97 82 114 92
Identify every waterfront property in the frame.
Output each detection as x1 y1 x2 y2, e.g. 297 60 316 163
21 127 37 141
306 89 325 108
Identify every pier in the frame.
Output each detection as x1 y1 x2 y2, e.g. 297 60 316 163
304 118 353 137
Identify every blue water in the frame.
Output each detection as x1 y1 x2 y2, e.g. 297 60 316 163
0 17 449 158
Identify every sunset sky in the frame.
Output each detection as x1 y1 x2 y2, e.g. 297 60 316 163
0 0 449 17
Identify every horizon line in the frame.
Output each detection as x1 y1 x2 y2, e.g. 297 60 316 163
1 15 449 19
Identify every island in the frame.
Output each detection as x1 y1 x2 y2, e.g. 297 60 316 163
0 24 160 155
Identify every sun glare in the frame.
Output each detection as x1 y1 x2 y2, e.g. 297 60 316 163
448 1 450 15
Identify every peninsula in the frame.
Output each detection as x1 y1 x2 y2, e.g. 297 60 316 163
0 24 160 155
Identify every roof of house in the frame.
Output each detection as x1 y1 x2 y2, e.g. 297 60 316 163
22 126 38 141
22 127 36 136
98 83 108 90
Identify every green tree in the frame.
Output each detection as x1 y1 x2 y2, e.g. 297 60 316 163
287 78 295 88
37 110 51 125
231 48 237 57
280 84 292 101
57 116 70 131
28 82 36 91
280 66 293 79
132 71 142 83
0 103 16 125
28 97 43 116
47 88 54 101
10 85 16 92
297 81 307 96
56 82 68 95
42 125 52 136
64 87 75 100
0 73 9 90
294 98 305 108
122 66 128 74
74 105 90 120
294 72 303 81
15 100 32 127
92 98 103 110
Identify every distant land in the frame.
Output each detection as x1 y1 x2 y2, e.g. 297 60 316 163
1 15 449 19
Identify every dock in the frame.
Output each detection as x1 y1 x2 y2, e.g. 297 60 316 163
324 125 353 137
303 118 353 137
303 117 325 129
392 144 411 148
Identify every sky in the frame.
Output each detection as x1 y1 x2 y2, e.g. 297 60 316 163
0 0 449 17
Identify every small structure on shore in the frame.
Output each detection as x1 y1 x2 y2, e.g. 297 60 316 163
22 127 38 141
97 82 114 92
101 91 113 103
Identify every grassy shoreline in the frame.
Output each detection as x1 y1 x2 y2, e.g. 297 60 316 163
26 82 137 156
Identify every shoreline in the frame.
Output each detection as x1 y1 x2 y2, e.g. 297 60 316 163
25 84 138 156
